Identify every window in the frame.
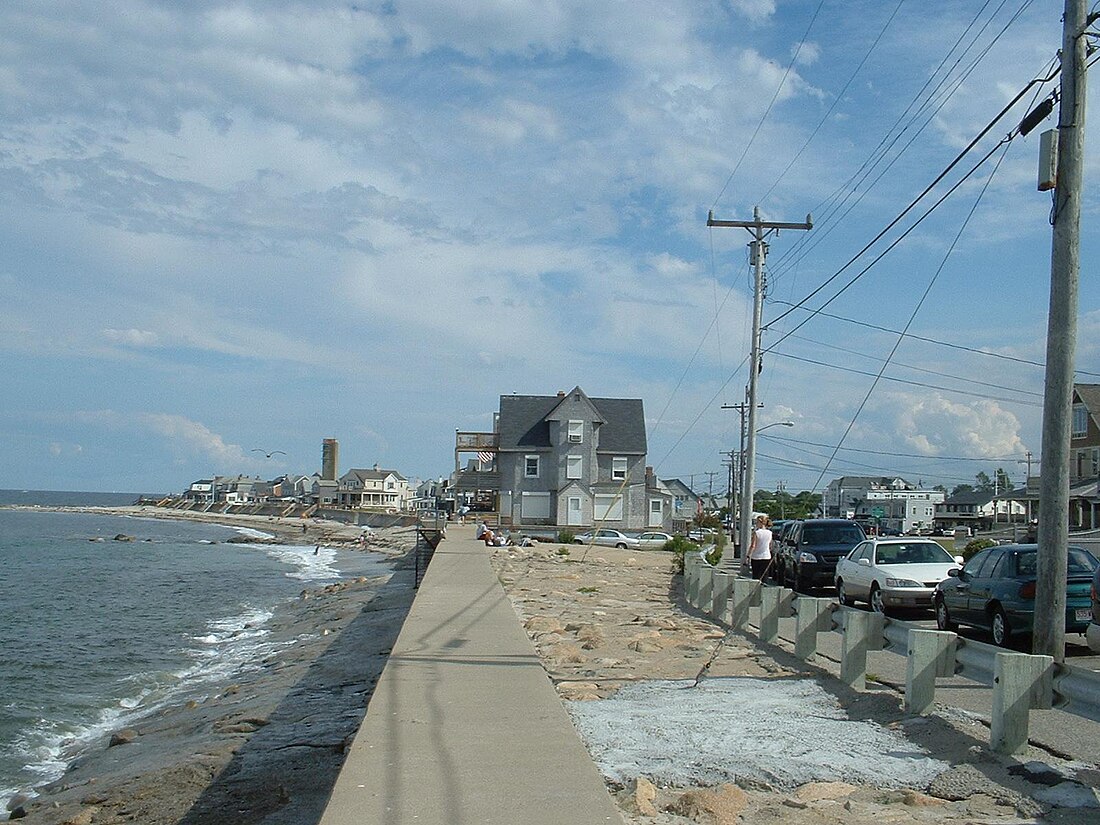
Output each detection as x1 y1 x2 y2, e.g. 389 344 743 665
1073 405 1089 438
525 455 540 478
568 420 583 443
612 456 627 480
566 454 582 479
594 494 623 521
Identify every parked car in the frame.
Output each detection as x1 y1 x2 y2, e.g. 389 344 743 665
780 519 866 592
1087 564 1100 653
687 527 718 543
834 538 963 614
634 531 673 550
573 529 640 549
934 543 1098 647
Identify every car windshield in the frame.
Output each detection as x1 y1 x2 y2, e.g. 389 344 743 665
1015 548 1098 576
803 525 864 545
874 542 954 565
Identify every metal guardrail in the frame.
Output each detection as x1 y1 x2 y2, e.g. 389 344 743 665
682 554 1100 754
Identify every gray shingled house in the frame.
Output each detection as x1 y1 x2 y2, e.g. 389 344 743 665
495 386 667 530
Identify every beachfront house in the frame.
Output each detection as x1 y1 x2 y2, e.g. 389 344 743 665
338 466 410 511
492 386 662 531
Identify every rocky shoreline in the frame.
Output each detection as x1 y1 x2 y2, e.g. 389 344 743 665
5 509 419 825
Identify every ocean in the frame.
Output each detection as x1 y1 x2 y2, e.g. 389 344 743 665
0 491 393 810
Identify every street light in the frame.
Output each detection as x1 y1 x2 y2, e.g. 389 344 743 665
757 421 794 434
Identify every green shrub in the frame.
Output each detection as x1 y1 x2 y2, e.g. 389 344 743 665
664 535 700 574
962 537 995 561
557 530 575 544
556 546 571 556
704 545 722 566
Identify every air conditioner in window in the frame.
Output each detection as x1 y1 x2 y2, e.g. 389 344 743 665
569 435 582 443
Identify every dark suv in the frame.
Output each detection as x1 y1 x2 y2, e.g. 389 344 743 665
781 519 866 592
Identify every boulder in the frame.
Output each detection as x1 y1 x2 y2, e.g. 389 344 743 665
626 777 659 817
670 784 749 825
793 781 858 803
112 534 134 542
108 729 137 747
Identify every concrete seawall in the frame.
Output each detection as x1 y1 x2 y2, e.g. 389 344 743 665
318 525 623 825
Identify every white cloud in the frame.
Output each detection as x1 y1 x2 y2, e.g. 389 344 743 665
102 328 159 347
893 394 1026 458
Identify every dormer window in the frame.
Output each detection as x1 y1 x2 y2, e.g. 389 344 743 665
568 420 583 443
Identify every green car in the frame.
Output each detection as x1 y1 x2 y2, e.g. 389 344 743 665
934 543 1098 647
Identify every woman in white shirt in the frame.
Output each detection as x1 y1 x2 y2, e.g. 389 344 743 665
749 515 773 580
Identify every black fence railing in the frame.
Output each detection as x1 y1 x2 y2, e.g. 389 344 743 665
414 511 447 587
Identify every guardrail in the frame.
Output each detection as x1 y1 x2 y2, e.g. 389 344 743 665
683 552 1100 754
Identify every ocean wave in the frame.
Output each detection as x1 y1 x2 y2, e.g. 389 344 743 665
0 604 289 810
226 526 276 540
263 544 342 581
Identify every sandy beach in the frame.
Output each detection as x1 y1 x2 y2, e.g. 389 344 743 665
8 514 1100 824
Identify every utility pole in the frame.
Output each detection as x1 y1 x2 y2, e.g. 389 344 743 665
721 399 760 560
1035 0 1089 662
709 207 812 569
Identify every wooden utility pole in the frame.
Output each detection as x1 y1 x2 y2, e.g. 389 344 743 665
709 207 812 568
1035 0 1089 661
721 399 759 560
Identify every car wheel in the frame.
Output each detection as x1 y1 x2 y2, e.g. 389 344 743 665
935 597 957 631
573 538 584 544
615 542 627 549
837 579 854 607
794 571 809 594
869 585 887 615
991 606 1011 647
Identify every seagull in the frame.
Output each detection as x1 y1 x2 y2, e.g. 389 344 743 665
251 449 287 459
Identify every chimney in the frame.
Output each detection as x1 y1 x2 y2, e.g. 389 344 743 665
645 465 656 488
557 390 565 397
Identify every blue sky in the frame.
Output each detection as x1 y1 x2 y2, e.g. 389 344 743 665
1 0 1096 495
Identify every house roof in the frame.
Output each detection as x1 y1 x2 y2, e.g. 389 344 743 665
1075 384 1100 430
662 478 700 497
342 467 407 482
942 490 994 506
497 388 647 453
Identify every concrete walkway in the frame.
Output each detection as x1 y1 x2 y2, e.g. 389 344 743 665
318 525 624 825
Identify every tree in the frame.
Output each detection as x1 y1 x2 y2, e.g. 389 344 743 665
974 471 993 492
752 489 821 520
951 483 974 497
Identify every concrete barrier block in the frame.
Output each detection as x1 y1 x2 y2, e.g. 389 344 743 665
698 564 715 614
840 610 879 689
991 651 1054 754
794 597 832 660
710 571 734 624
905 629 957 716
730 578 760 628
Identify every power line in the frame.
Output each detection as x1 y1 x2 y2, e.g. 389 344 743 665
806 139 1014 493
711 0 826 209
760 433 1028 462
770 349 1042 407
778 331 1043 398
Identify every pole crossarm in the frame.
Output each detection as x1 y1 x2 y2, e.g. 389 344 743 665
707 210 813 233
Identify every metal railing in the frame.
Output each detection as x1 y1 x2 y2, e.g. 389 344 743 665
414 511 447 587
682 553 1100 754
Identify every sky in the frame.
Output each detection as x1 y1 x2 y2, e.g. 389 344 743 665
2 0 1098 496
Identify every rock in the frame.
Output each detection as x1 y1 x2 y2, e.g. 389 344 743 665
669 784 749 825
558 682 601 701
9 805 27 819
5 795 29 813
627 777 659 817
62 807 98 825
525 616 565 634
793 781 858 803
108 729 138 747
112 534 134 542
900 789 945 807
928 764 990 801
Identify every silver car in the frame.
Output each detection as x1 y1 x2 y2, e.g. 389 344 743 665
573 529 640 549
634 531 673 550
834 538 963 614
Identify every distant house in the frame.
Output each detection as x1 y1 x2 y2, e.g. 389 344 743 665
493 386 663 530
186 479 214 503
1071 384 1100 481
338 466 410 511
934 489 1023 532
661 478 701 530
311 478 339 507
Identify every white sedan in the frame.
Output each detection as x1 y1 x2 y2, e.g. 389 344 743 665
573 529 640 549
834 538 963 614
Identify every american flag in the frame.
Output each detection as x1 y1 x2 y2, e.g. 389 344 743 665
477 451 494 466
